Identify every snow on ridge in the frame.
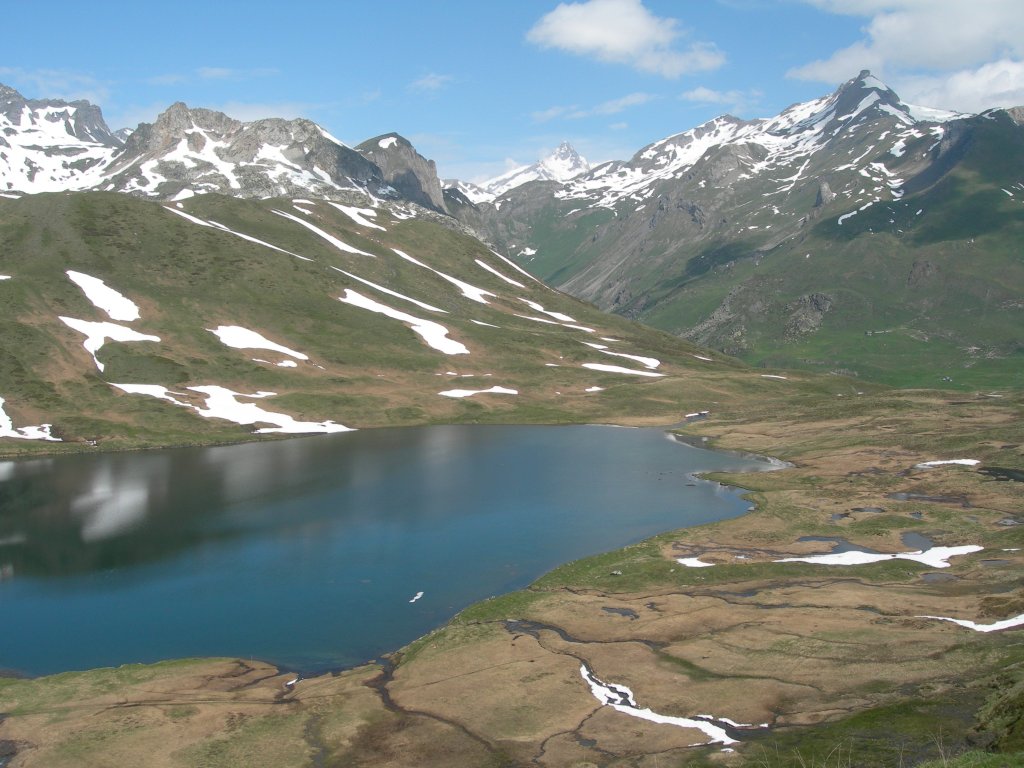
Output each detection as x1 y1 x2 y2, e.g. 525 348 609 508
163 206 311 261
474 259 526 288
66 270 141 322
438 386 518 398
0 395 60 441
583 341 660 370
272 209 375 256
327 201 386 231
489 249 545 284
338 288 469 355
208 325 309 360
58 316 160 372
581 363 665 378
329 265 446 313
519 298 575 322
391 248 495 304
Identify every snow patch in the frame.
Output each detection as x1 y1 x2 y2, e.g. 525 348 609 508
272 209 375 256
438 386 518 398
208 325 309 360
917 613 1024 633
677 557 715 568
776 545 982 569
580 665 740 746
187 385 351 433
59 317 160 372
327 201 386 231
0 395 60 441
581 363 665 378
66 271 141 322
339 289 469 355
915 459 979 469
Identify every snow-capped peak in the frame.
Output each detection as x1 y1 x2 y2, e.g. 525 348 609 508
446 141 591 204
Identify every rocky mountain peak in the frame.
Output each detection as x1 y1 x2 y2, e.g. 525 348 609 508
540 141 590 181
0 83 24 103
356 133 447 212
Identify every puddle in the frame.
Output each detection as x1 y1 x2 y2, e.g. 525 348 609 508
980 559 1013 568
909 511 924 520
602 606 639 620
979 467 1024 483
831 512 851 522
851 507 885 514
796 536 880 554
901 531 934 550
887 492 970 507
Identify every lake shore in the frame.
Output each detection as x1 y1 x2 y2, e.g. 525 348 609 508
1 386 1022 766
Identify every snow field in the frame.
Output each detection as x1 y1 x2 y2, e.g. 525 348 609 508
329 266 446 313
391 248 495 304
272 209 375 256
0 395 60 441
59 317 160 372
338 289 469 355
438 386 518 398
327 201 386 231
208 325 309 360
66 270 141 322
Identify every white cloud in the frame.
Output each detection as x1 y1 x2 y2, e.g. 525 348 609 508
533 92 656 122
790 1 1024 111
196 67 278 80
527 0 724 78
0 67 110 106
897 60 1024 113
680 86 762 115
409 73 453 92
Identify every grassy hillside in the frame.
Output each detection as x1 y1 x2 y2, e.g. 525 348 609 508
0 191 788 457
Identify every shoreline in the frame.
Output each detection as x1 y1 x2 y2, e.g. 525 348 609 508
3 388 1021 765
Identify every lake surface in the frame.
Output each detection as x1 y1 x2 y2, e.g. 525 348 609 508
0 425 769 676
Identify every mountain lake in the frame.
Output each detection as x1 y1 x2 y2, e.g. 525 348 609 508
0 425 772 677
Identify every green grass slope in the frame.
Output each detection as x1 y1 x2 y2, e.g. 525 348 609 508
0 191 792 457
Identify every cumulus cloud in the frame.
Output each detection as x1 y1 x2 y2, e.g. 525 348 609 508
790 0 1024 111
898 60 1024 113
527 0 724 78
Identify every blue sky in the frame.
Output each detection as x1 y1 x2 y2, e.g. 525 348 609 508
2 0 1022 181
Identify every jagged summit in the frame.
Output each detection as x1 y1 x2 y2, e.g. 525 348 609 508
444 141 591 204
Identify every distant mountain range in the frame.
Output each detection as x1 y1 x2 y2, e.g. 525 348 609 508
445 142 591 204
0 84 732 453
447 71 1024 387
2 71 1021 398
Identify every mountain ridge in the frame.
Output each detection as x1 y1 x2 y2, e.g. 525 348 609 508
451 71 1024 387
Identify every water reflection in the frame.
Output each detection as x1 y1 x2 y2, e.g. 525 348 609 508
0 425 770 675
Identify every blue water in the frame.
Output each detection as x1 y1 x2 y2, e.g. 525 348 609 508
0 425 768 676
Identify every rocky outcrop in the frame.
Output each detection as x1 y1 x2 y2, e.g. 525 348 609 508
356 134 447 213
104 103 384 199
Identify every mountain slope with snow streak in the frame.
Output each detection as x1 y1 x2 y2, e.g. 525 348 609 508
460 71 1024 388
0 190 747 454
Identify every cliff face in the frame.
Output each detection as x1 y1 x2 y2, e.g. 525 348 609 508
356 133 447 213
